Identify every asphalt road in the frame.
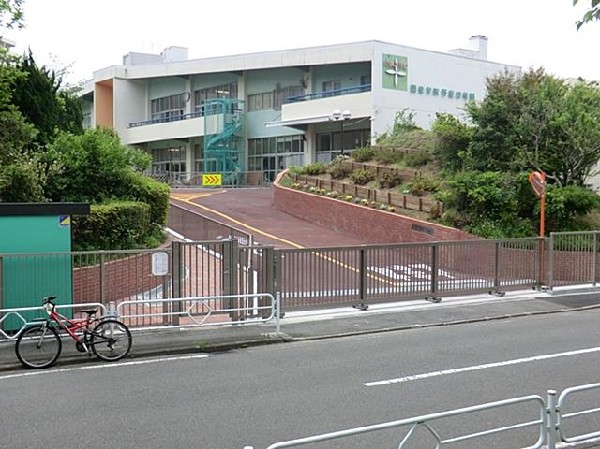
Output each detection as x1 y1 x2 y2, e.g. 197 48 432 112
2 307 599 449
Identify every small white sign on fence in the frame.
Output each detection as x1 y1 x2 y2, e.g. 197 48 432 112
152 252 169 276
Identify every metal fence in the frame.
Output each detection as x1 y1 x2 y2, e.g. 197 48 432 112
0 204 598 334
146 170 266 188
276 238 542 310
245 383 600 449
548 231 600 290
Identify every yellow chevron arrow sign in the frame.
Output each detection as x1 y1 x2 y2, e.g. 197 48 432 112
202 173 222 186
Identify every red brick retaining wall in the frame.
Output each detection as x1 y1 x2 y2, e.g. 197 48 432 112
273 179 477 244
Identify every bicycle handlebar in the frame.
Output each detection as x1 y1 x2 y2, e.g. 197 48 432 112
43 296 57 313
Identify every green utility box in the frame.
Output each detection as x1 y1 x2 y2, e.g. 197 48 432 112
0 203 90 330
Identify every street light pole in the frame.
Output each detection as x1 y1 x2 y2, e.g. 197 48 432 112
331 109 352 156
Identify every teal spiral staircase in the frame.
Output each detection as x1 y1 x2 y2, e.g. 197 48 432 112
203 98 245 185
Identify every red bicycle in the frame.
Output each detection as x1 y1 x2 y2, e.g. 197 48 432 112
15 296 132 369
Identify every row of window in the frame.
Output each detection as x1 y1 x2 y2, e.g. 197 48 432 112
247 85 304 111
150 93 187 122
150 75 371 116
247 135 303 156
193 82 238 115
150 83 238 121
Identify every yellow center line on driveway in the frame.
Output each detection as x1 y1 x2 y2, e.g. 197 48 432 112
170 191 305 249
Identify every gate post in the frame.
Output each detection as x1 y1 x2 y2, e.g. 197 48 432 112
222 239 240 320
260 246 276 318
171 241 183 326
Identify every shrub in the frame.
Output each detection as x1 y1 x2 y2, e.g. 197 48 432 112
406 174 440 196
350 168 376 185
404 150 431 167
126 173 170 233
303 162 328 176
0 161 45 201
378 171 403 188
72 201 153 251
287 165 305 176
374 147 402 165
351 147 375 162
328 163 352 180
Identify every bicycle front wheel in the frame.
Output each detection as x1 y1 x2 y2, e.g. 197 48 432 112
91 319 132 361
15 325 62 369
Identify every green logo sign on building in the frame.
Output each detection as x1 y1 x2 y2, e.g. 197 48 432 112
382 54 408 91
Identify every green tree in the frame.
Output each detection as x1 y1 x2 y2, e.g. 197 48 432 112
11 50 82 148
44 128 152 202
574 0 600 29
0 0 24 30
431 112 473 172
0 45 47 202
466 70 523 172
541 184 600 232
467 69 600 185
436 171 534 237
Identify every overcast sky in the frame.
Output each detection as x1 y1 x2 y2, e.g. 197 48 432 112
5 0 600 84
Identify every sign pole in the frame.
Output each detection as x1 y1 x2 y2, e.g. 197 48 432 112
540 191 546 238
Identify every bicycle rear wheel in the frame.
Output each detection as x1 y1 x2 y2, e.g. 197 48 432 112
15 324 62 369
91 319 132 361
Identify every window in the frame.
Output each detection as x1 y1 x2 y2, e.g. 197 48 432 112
193 82 238 115
322 80 341 97
150 93 186 122
360 75 371 91
247 135 304 181
247 92 273 111
248 85 304 111
273 85 304 109
150 146 186 173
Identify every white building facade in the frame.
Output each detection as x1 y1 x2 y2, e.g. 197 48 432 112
81 37 520 184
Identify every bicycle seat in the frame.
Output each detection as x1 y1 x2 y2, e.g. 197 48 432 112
81 309 97 316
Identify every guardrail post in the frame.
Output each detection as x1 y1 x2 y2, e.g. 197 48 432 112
546 389 558 449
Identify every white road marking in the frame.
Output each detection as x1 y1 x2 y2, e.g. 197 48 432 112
365 346 600 386
0 354 208 381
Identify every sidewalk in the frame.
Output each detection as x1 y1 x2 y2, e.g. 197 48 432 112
1 287 599 373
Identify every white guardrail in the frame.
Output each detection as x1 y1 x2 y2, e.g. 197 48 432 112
115 293 280 332
245 384 600 449
1 294 279 340
0 302 107 340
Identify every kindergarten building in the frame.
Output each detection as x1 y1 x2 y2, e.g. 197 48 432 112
81 36 520 184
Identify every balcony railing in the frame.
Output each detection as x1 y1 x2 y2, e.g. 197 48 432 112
128 84 371 128
286 83 371 103
129 111 204 128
